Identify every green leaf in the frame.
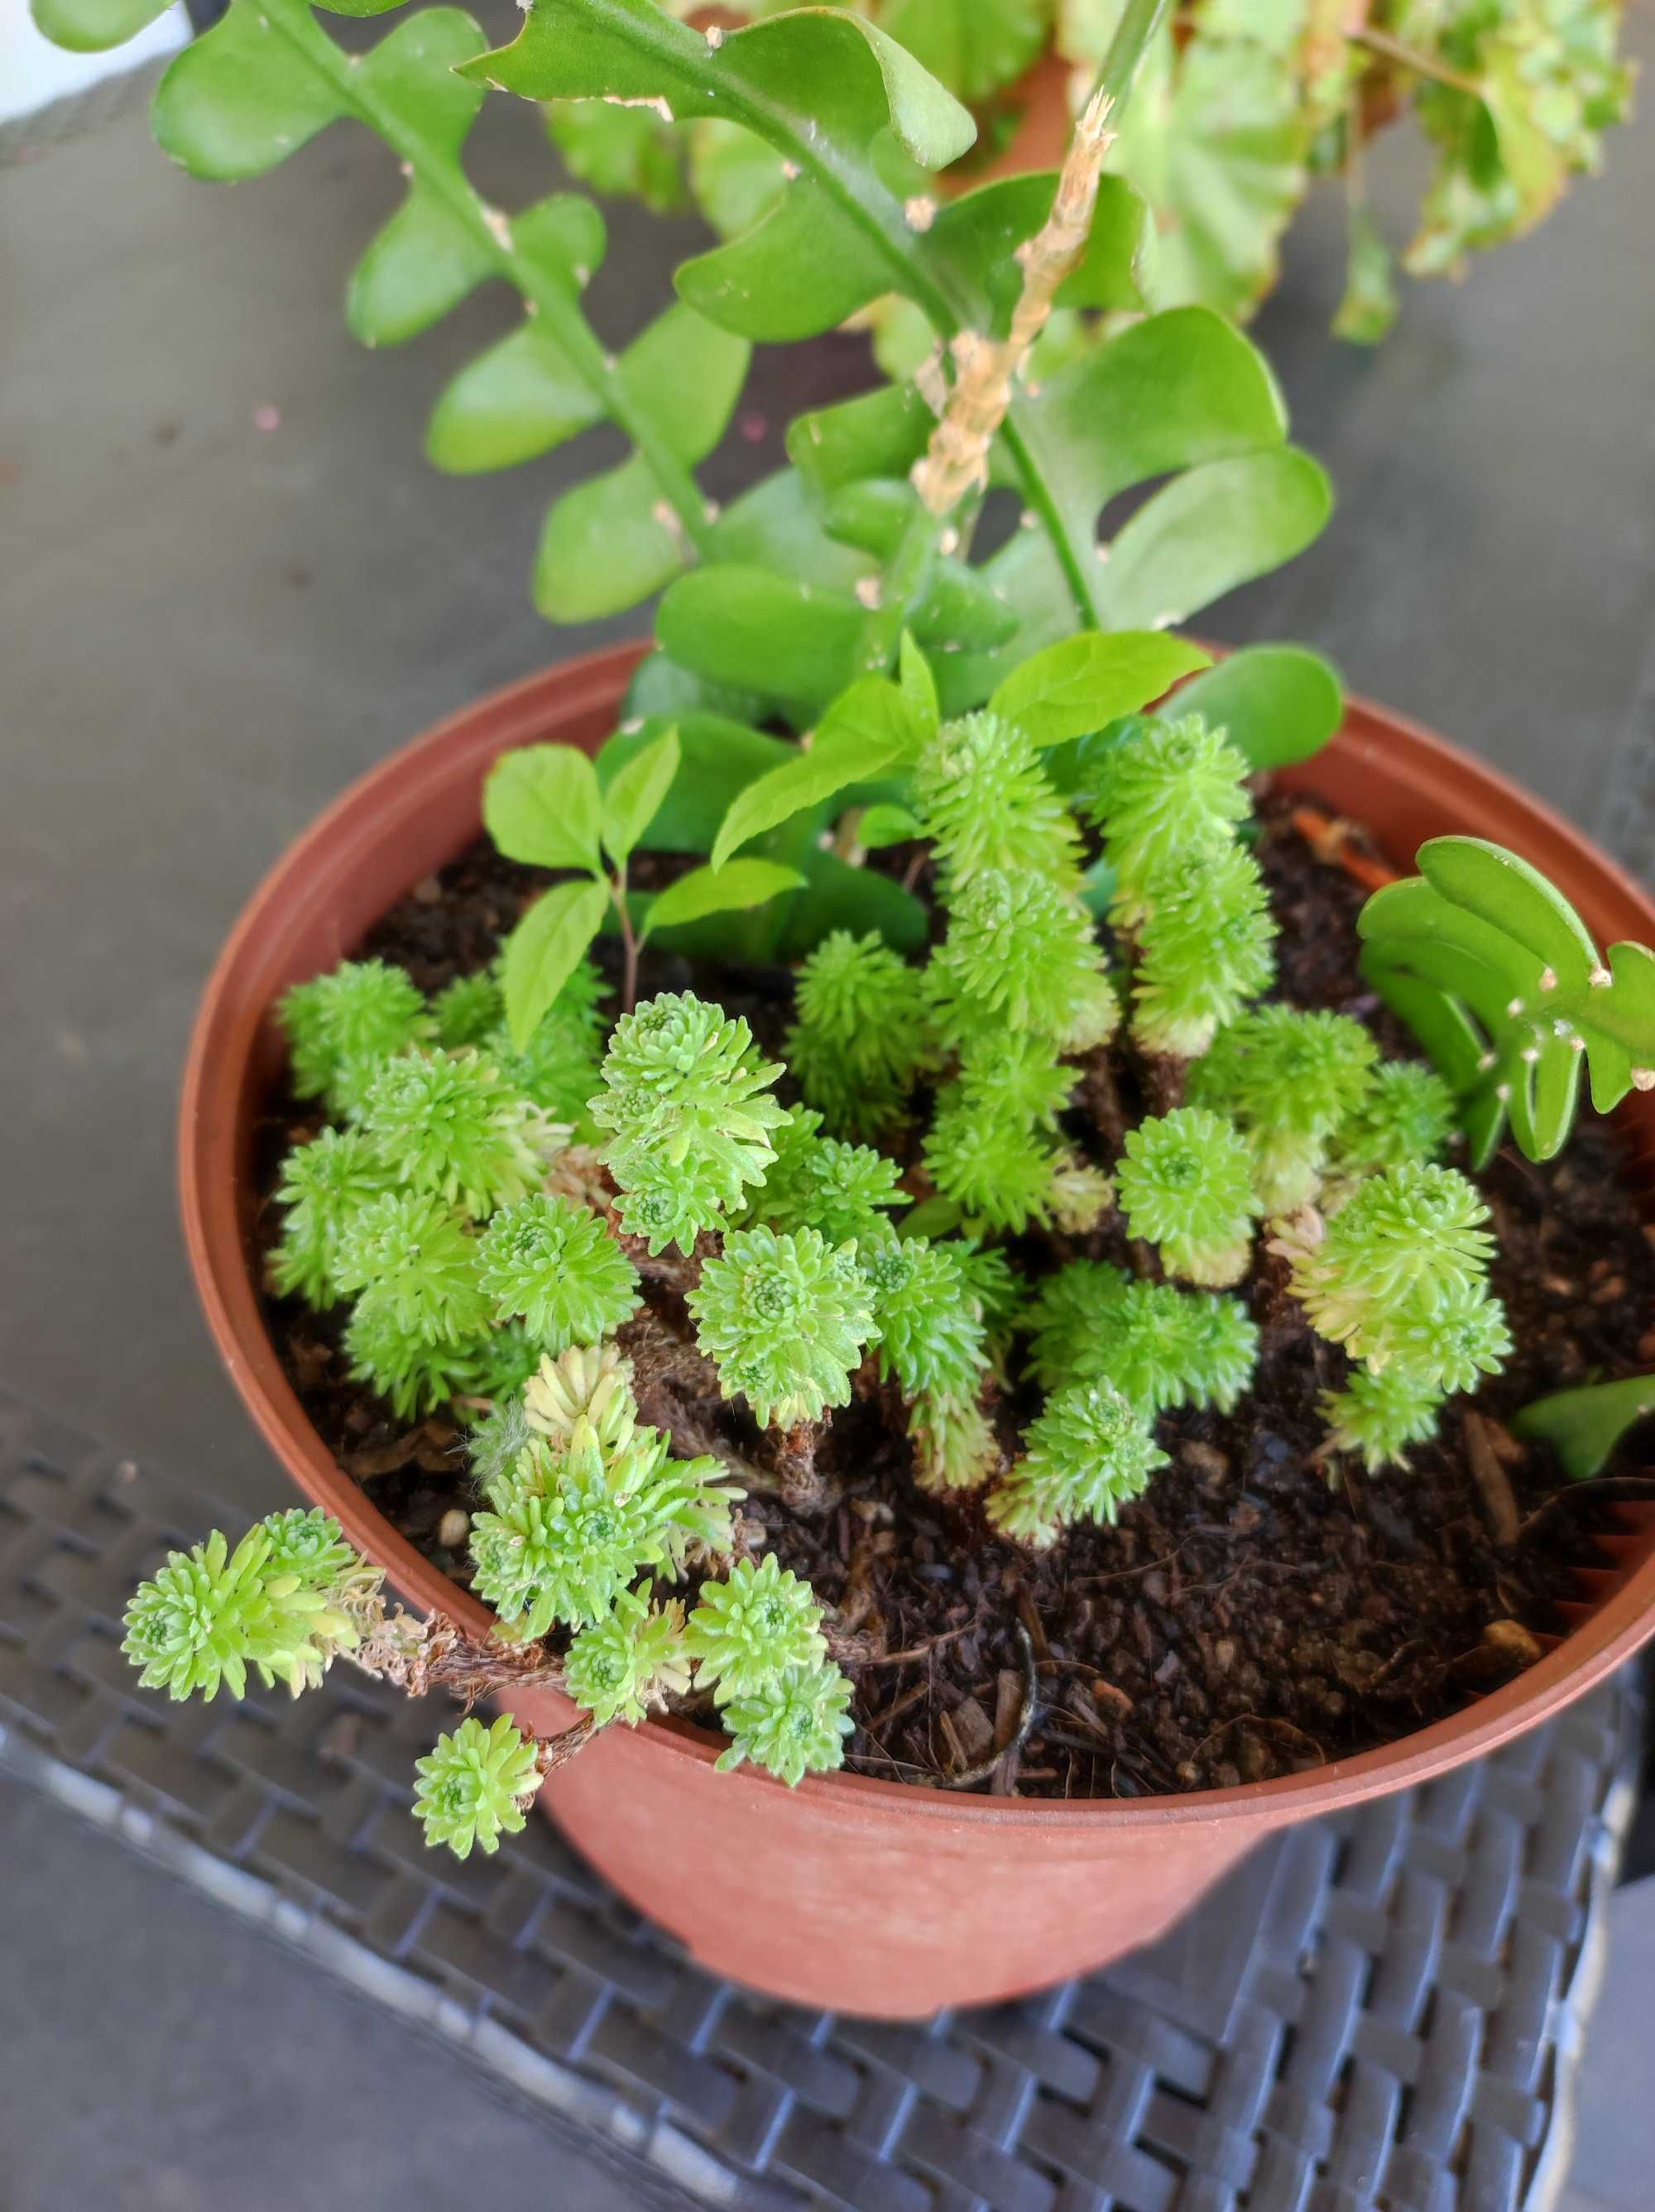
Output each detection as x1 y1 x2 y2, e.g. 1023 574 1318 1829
483 743 602 875
1096 449 1331 630
990 631 1211 748
788 384 936 495
775 847 928 957
899 631 940 739
1108 30 1307 323
1172 645 1343 768
426 325 604 473
1360 835 1655 1163
856 804 923 850
711 678 923 871
343 12 490 345
469 2 976 174
534 453 689 622
598 713 792 851
425 198 607 472
707 469 877 598
617 302 751 461
643 858 806 938
30 0 172 55
1333 207 1399 346
348 190 492 348
153 0 349 180
602 726 680 866
881 0 1053 105
503 879 610 1051
678 180 890 341
927 171 1151 332
1513 1375 1655 1482
658 569 865 719
1014 305 1291 578
545 95 688 210
687 117 790 238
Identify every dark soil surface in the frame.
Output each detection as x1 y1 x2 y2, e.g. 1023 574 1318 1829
253 793 1655 1799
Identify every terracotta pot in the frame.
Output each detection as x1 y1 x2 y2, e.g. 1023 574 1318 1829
180 644 1655 2017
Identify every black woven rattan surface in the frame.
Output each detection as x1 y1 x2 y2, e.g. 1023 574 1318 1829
0 1386 1638 2212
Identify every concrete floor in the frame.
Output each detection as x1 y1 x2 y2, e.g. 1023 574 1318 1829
2 10 1654 2205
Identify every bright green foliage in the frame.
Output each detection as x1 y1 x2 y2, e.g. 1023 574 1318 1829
1282 1160 1512 1468
912 711 1082 891
1513 1371 1655 1480
1360 835 1655 1166
1327 1060 1458 1183
280 958 430 1120
1189 1007 1379 1214
784 931 931 1140
591 992 786 1253
122 1511 371 1704
433 972 505 1051
988 1383 1168 1547
1130 844 1276 1058
688 1226 879 1429
489 956 607 1125
471 1429 671 1636
684 1554 828 1704
1115 1108 1259 1287
861 1235 990 1404
746 1109 909 1248
957 1244 1021 1336
477 1193 640 1348
361 1050 554 1216
412 1715 541 1860
928 870 1117 1052
714 1662 856 1785
956 1030 1077 1134
1321 1367 1446 1475
271 1128 394 1307
564 1582 692 1726
922 1092 1063 1236
1087 713 1252 921
344 1293 487 1420
333 1191 492 1345
1282 1163 1495 1366
908 1389 1000 1495
468 1317 551 1408
1024 1264 1258 1415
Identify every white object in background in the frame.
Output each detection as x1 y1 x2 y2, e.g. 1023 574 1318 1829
2 3 190 127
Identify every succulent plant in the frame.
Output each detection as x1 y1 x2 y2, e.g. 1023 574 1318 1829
1024 1264 1258 1415
432 971 506 1052
988 1383 1168 1547
928 869 1117 1053
784 931 933 1141
746 1109 909 1248
1280 1163 1497 1367
714 1663 856 1786
333 1190 492 1344
361 1049 555 1216
1189 1006 1379 1214
1321 1366 1446 1473
591 992 787 1254
1326 1059 1458 1183
280 958 430 1120
688 1225 879 1430
271 1127 394 1308
564 1582 693 1726
1129 844 1277 1059
861 1235 990 1405
412 1715 542 1859
1088 713 1253 922
913 709 1082 891
684 1554 828 1703
1115 1108 1260 1287
476 1193 640 1349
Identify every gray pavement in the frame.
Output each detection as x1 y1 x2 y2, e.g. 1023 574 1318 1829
2 12 1654 2205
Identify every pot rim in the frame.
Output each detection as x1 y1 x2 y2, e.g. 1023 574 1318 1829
180 641 1655 1834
